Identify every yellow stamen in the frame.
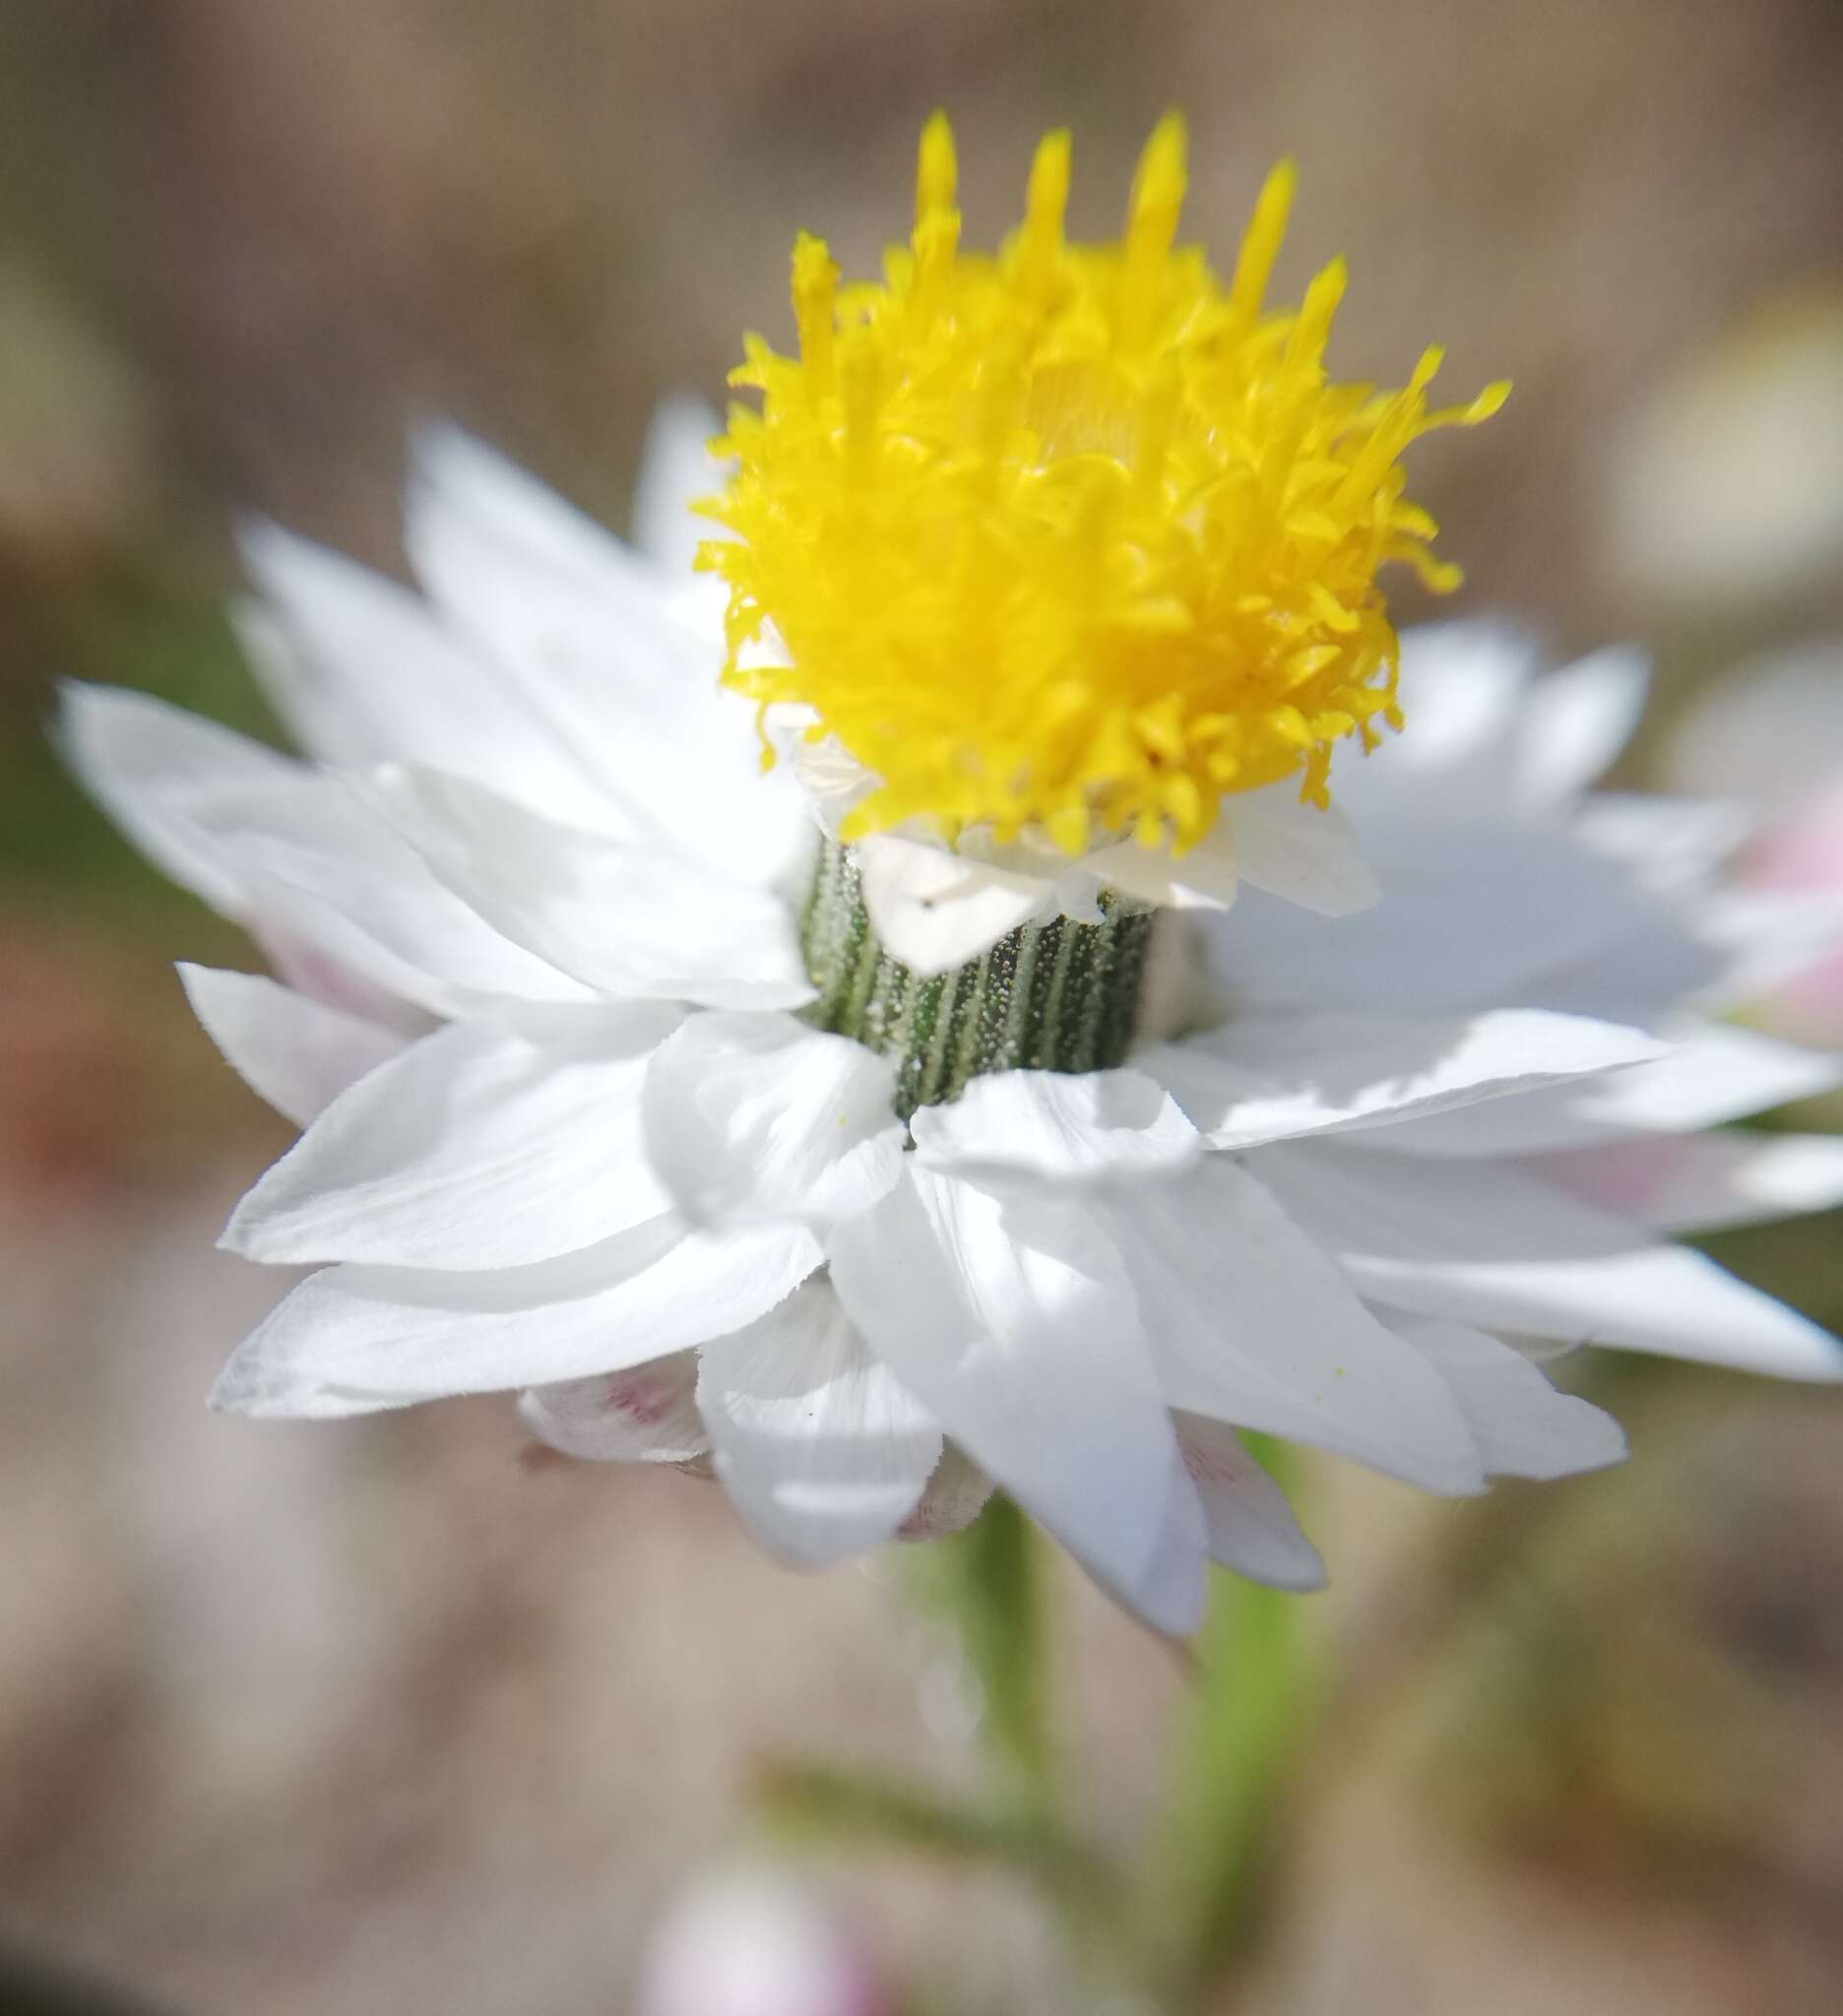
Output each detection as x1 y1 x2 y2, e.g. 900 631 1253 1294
790 233 838 392
1118 113 1187 350
701 114 1503 854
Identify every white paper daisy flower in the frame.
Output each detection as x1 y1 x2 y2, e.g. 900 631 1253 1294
62 120 1843 1635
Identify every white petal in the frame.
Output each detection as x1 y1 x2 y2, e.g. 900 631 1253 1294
784 725 876 838
1512 647 1650 805
59 683 577 1014
1571 792 1753 893
57 681 301 914
1132 1450 1213 1637
855 836 1050 977
405 425 807 886
1583 1021 1843 1128
1370 1019 1843 1158
1699 889 1843 1012
519 1354 709 1463
828 1167 1206 1635
1517 908 1727 1028
235 522 614 827
1381 1313 1627 1480
1141 1009 1664 1152
1205 819 1677 1019
364 764 814 1010
222 1009 680 1268
631 395 724 582
1529 1132 1843 1233
1173 1417 1327 1590
241 856 592 1017
910 1068 1199 1183
221 773 596 1010
696 1280 941 1566
1095 1160 1485 1493
1220 786 1379 915
252 925 431 1031
1580 1024 1838 1137
1377 621 1537 783
895 1444 994 1542
1256 1142 1843 1381
642 1012 905 1228
1082 832 1239 911
211 1216 822 1416
179 964 407 1128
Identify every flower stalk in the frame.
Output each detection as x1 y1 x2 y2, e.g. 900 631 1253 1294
798 836 1154 1118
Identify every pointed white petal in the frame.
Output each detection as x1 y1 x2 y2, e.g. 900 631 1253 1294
364 764 814 1010
1529 1132 1843 1233
1096 1160 1485 1493
828 1167 1206 1634
235 522 614 826
225 774 596 1009
1699 888 1843 1012
855 836 1051 977
1517 908 1728 1028
1173 1417 1327 1590
178 964 406 1128
1571 791 1753 892
408 418 717 637
59 683 580 1013
1130 1452 1212 1638
57 681 301 914
222 1009 680 1268
519 1353 709 1463
1381 621 1538 780
1513 647 1650 805
910 1068 1199 1183
1083 832 1239 911
211 1217 822 1416
251 923 432 1031
1257 1142 1843 1381
1205 820 1675 1019
784 725 875 838
696 1280 941 1567
1381 1313 1627 1480
642 1012 904 1228
1584 1021 1843 1128
239 852 592 1017
1142 1009 1664 1153
1221 787 1378 915
1369 1019 1843 1157
405 425 807 885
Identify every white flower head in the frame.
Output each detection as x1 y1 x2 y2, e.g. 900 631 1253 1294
62 123 1843 1637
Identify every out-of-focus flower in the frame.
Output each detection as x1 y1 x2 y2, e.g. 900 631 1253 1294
1664 635 1843 1046
62 119 1843 1637
635 1867 888 2016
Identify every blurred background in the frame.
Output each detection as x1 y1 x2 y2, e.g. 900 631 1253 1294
2 3 1842 2010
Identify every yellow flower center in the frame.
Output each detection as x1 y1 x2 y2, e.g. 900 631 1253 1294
699 113 1506 855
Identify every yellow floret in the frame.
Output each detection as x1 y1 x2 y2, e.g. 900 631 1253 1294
699 112 1506 854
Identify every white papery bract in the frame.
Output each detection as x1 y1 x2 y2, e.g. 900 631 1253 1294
63 408 1843 1637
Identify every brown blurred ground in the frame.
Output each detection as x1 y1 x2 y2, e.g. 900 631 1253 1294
2 3 1842 2011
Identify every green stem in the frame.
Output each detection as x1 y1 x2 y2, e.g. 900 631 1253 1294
755 1761 1110 1912
956 1492 1055 1803
798 836 1153 1120
1147 1439 1321 2002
